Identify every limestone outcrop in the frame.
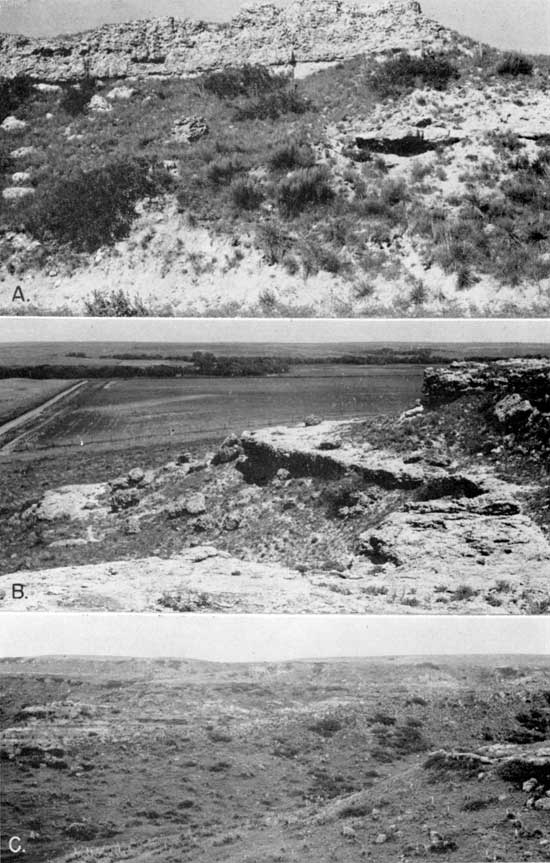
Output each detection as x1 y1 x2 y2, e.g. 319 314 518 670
422 358 550 409
0 0 458 81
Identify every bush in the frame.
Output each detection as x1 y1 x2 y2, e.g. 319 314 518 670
269 141 316 172
233 89 311 121
24 157 171 252
0 74 33 122
230 176 264 210
200 64 285 99
308 716 343 737
60 76 97 116
497 53 533 76
206 155 247 185
84 289 152 317
276 166 334 217
370 51 459 97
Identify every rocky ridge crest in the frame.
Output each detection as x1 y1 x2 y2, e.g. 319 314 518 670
0 0 458 81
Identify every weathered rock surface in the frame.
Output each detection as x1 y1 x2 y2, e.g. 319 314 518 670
422 358 550 410
0 0 459 82
240 420 447 488
360 493 550 577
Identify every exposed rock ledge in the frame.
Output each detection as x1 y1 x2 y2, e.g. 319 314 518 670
0 0 457 81
4 414 549 614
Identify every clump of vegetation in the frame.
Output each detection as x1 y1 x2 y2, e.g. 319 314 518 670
60 76 97 116
308 715 343 738
84 289 152 317
0 74 33 122
206 155 248 185
233 89 311 121
268 141 316 172
276 166 334 217
24 157 172 252
200 64 285 99
496 53 534 76
230 175 264 210
370 51 459 97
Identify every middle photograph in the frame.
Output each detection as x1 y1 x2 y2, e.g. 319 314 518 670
0 320 548 614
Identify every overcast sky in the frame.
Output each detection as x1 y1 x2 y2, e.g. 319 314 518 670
1 614 549 660
0 0 549 53
0 317 549 343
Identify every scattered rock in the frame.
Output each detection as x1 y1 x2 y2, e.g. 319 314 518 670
166 492 207 518
494 393 536 429
89 94 112 113
212 434 243 465
106 85 135 100
1 116 27 132
110 488 140 512
171 116 209 143
2 186 35 200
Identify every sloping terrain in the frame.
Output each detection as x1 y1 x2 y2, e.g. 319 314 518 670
1 0 550 314
0 358 548 613
2 655 550 862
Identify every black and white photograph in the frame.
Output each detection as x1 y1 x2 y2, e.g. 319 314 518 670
1 0 550 858
0 318 548 614
1 614 550 863
1 0 550 316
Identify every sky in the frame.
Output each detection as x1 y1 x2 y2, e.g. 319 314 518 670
1 614 549 660
0 0 548 54
0 317 549 343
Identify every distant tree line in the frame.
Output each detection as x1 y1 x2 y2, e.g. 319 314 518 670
0 353 290 379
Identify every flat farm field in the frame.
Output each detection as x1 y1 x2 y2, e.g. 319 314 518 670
11 366 423 452
0 379 73 426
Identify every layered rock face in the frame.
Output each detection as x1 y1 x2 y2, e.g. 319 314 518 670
0 0 453 81
422 358 550 410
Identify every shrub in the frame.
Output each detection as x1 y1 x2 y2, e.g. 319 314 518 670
308 716 343 738
497 53 534 76
24 157 171 252
370 51 459 97
233 89 311 121
206 155 247 185
268 141 316 171
84 289 152 317
0 74 33 122
200 64 285 99
256 221 291 265
60 76 97 116
276 166 334 217
230 176 264 210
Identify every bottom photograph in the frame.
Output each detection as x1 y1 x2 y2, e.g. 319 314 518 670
1 615 550 863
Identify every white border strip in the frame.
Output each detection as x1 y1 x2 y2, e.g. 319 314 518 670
0 614 548 662
0 317 549 344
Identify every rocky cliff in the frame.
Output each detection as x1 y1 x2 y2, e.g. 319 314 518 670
0 0 457 81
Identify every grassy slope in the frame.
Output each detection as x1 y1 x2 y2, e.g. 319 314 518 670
2 45 550 314
1 656 550 862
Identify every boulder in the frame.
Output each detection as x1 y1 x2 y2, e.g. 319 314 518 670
110 488 140 512
166 492 206 518
106 85 135 100
212 435 243 465
494 393 535 429
2 186 35 200
88 94 112 113
1 116 27 132
127 467 145 486
304 415 323 427
171 116 209 143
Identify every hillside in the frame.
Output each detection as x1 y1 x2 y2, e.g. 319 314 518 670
2 654 550 862
1 0 550 315
1 358 548 613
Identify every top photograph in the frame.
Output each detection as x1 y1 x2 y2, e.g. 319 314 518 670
0 0 549 317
